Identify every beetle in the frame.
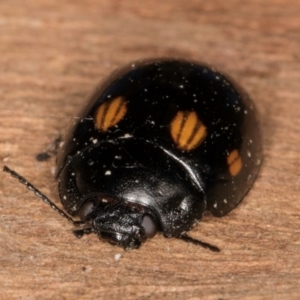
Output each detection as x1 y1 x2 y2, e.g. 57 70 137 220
4 58 262 251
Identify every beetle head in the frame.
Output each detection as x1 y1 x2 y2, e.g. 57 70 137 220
75 196 158 249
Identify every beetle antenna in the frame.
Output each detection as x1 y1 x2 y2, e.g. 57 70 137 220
3 165 84 227
180 233 220 252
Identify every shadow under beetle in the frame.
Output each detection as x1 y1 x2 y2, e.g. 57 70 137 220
4 58 262 251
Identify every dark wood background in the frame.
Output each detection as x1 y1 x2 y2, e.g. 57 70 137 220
0 1 299 299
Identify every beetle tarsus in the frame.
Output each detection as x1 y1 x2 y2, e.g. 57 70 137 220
73 228 93 238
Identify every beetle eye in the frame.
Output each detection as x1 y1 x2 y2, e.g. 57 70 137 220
142 215 157 238
79 200 95 221
79 196 119 221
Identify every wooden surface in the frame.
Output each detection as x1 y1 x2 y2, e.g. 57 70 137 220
0 1 299 299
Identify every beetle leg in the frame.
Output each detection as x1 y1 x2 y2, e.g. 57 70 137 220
73 228 93 238
179 233 220 252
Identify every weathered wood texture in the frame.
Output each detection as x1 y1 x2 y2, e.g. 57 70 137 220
0 1 299 299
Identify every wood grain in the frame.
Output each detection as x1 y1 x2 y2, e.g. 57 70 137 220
0 1 299 299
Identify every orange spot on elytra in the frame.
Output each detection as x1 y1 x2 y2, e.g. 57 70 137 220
94 96 127 132
227 149 242 176
170 110 207 151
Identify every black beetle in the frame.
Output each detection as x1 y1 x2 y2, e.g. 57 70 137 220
4 58 262 251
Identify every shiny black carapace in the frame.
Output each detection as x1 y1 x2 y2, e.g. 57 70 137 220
4 58 262 251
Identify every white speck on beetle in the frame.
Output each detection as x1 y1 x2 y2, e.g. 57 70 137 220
92 139 98 144
223 199 227 204
213 202 217 208
179 85 184 89
105 170 112 176
247 151 251 157
124 133 132 138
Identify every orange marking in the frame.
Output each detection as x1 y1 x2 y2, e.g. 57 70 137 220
94 96 127 132
170 111 207 151
170 111 184 144
227 150 242 176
